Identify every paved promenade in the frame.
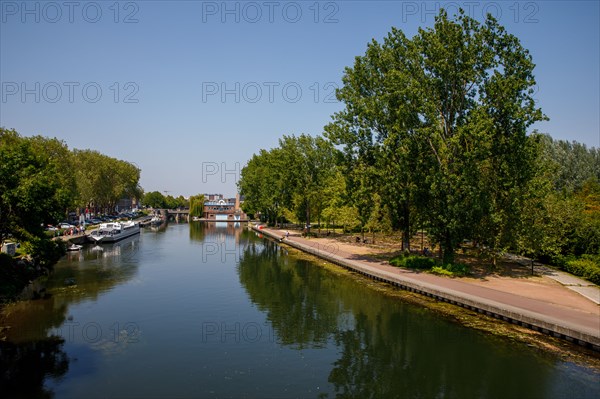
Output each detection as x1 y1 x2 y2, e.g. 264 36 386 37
254 226 600 350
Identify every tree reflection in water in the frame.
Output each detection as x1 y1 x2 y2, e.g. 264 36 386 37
238 238 560 398
0 237 141 398
0 337 68 399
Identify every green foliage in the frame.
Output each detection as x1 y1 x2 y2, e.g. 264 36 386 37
563 258 600 285
538 134 599 193
21 237 67 269
163 194 188 209
0 128 143 300
430 266 454 277
333 206 360 233
432 263 470 277
518 142 600 261
189 194 205 217
326 10 545 262
236 9 597 267
389 254 469 277
389 255 436 270
238 134 338 228
73 149 141 212
143 191 167 208
0 129 77 243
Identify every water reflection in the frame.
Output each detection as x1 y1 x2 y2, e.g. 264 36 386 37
190 221 244 244
1 238 141 398
238 238 600 398
0 337 69 399
238 239 336 348
1 226 598 398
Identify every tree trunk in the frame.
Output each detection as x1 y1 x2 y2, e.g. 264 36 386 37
401 200 410 251
442 231 454 265
318 211 321 236
305 199 311 236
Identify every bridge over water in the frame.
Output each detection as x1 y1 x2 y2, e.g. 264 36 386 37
155 208 248 222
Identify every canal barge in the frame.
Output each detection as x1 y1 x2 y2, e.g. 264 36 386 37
89 221 140 243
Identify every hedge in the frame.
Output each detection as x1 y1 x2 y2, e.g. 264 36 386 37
389 255 436 270
563 258 600 285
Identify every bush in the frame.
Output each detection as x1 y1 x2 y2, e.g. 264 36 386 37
430 266 453 276
0 253 35 302
389 255 470 277
390 255 436 270
21 237 66 269
431 263 470 277
563 258 600 285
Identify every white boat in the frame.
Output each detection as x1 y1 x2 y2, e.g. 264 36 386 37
89 221 140 243
150 215 163 225
67 244 83 251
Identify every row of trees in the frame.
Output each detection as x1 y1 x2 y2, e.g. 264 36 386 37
142 191 189 210
238 10 599 265
74 149 142 213
142 192 206 218
238 134 337 229
0 128 142 263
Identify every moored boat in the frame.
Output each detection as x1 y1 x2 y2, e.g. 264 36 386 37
89 221 140 243
150 215 163 225
67 244 83 251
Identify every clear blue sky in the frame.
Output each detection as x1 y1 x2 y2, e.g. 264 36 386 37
1 1 599 197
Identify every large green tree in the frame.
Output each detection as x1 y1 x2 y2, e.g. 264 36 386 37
73 149 141 212
518 133 600 261
143 191 167 209
0 129 77 267
238 148 288 224
189 194 205 217
278 134 338 233
239 134 338 231
0 129 77 244
327 9 545 263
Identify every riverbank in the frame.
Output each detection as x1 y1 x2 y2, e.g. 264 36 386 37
0 253 53 304
253 226 600 354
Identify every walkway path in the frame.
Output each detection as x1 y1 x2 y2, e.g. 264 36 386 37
504 253 600 305
254 226 600 350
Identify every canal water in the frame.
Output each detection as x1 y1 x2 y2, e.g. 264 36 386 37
1 223 599 398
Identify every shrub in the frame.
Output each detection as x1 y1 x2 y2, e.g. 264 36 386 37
431 266 453 276
431 263 470 277
445 262 471 276
389 255 470 277
563 258 600 285
389 255 436 270
21 237 66 269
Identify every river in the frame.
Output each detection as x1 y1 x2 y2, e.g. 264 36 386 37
1 223 599 398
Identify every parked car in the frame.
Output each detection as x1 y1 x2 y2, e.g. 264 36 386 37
59 223 73 229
